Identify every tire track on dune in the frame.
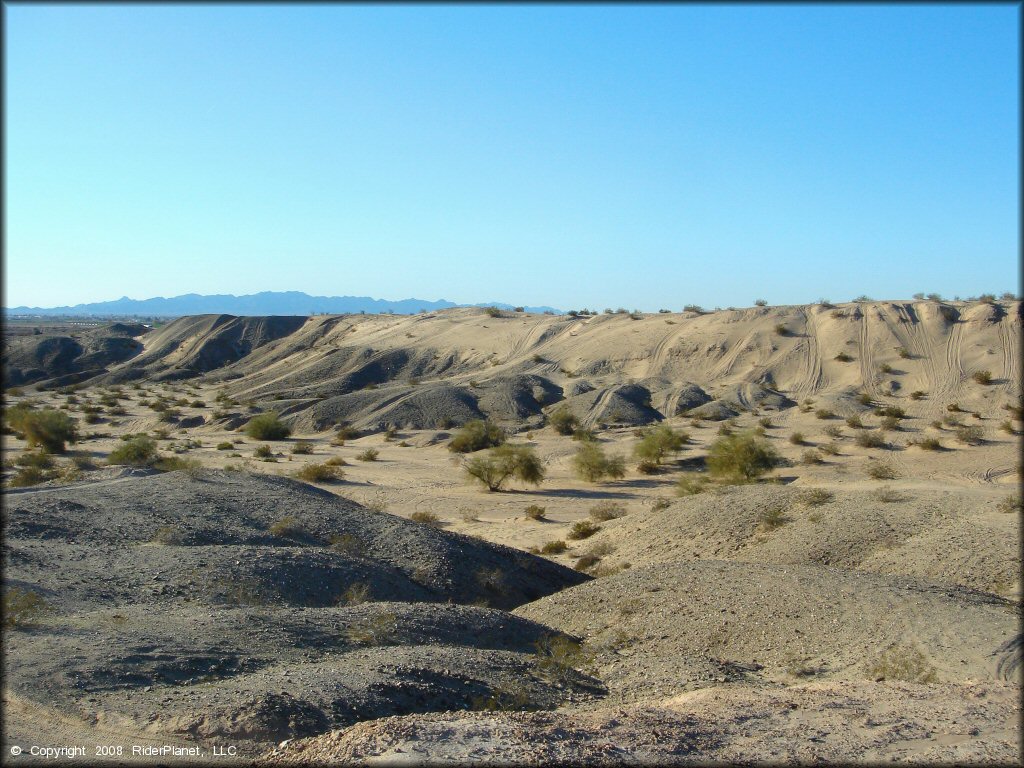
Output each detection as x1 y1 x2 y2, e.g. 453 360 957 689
709 330 755 380
795 308 825 398
941 319 966 401
858 311 876 396
583 387 619 428
648 324 687 379
997 322 1020 396
903 305 940 396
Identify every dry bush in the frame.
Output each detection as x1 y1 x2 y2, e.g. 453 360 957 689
871 486 906 503
340 582 372 606
971 370 993 385
845 415 863 429
567 520 600 540
954 425 984 445
3 587 49 629
108 436 157 466
676 475 709 495
855 431 887 449
996 494 1021 514
291 440 315 455
817 441 840 456
757 505 790 531
589 502 625 521
866 461 898 480
866 645 936 683
329 534 364 555
801 449 824 465
540 540 567 554
524 504 547 520
799 488 834 506
909 437 942 451
823 424 843 438
296 462 343 482
410 510 441 525
346 612 398 645
534 633 595 683
268 515 306 538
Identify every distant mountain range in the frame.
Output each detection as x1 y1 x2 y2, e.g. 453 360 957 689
4 291 563 317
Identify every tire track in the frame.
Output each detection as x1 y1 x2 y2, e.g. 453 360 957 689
709 330 756 380
858 311 876 397
796 308 825 398
941 317 966 401
997 322 1020 396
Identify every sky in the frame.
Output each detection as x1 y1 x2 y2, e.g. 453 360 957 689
4 3 1020 311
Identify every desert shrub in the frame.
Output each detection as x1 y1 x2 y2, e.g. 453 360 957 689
216 441 234 450
754 298 768 307
150 526 185 545
324 456 348 467
253 444 273 458
876 405 905 419
410 510 441 525
335 425 362 440
871 486 905 503
572 427 597 442
706 432 779 482
910 437 942 451
757 505 790 531
8 408 78 453
800 488 834 506
571 441 627 482
244 412 291 440
855 431 887 449
268 515 305 538
465 444 546 492
954 425 984 445
534 633 594 683
108 436 158 466
855 392 873 406
190 400 205 408
946 402 962 412
153 456 202 473
815 409 835 420
3 587 49 629
524 504 547 520
774 324 789 336
996 494 1021 514
909 390 926 400
879 416 900 431
675 475 708 495
15 452 54 469
589 502 625 521
999 420 1019 435
818 441 840 456
340 582 372 606
71 455 97 470
8 467 47 487
845 415 863 429
866 461 898 480
801 449 824 465
329 534 364 555
484 306 501 318
943 414 963 427
834 352 854 362
897 347 912 359
567 520 600 540
879 363 894 374
540 540 567 554
346 612 398 645
296 462 343 482
448 419 506 453
823 424 843 438
758 417 773 429
356 448 380 461
574 554 600 572
548 405 579 436
633 424 688 466
971 370 993 385
788 432 805 446
291 440 315 455
866 645 936 683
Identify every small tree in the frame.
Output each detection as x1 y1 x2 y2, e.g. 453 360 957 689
465 445 546 492
548 405 579 436
244 412 291 440
448 419 506 453
633 424 687 466
706 432 779 482
572 441 626 482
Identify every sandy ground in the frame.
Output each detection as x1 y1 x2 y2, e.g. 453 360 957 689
2 300 1021 764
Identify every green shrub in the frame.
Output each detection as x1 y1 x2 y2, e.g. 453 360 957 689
834 352 854 362
879 416 900 431
548 405 579 436
3 587 49 629
108 436 158 466
540 540 567 554
153 456 202 473
972 370 993 385
706 432 780 482
291 440 315 455
244 412 291 441
15 452 54 469
356 448 380 462
910 437 942 450
7 407 78 453
8 466 47 487
296 462 343 482
268 515 305 538
216 441 234 450
534 633 594 683
572 427 597 442
855 431 886 448
567 520 600 540
801 449 824 465
774 324 789 336
524 504 547 520
253 444 273 458
954 425 984 445
448 419 506 453
633 424 688 466
465 444 545 491
589 502 625 521
897 347 912 359
484 306 502 318
571 441 627 482
866 461 898 480
789 432 806 445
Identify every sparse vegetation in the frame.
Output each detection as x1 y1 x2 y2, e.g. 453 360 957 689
244 412 291 441
291 440 315 455
571 441 627 482
834 352 854 362
789 432 806 445
464 444 546 491
706 432 780 482
866 461 898 480
855 431 887 449
567 520 600 540
268 515 306 538
676 475 709 495
589 502 625 521
448 419 506 453
867 645 936 683
253 444 274 459
6 407 78 453
356 448 380 462
296 462 343 482
410 510 441 525
954 424 984 445
633 424 688 466
108 436 158 466
540 540 568 554
3 587 49 629
996 494 1021 514
533 633 594 683
548 405 579 436
971 370 993 385
524 504 547 521
799 488 834 506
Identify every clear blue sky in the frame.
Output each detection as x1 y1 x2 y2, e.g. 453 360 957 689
4 3 1019 310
